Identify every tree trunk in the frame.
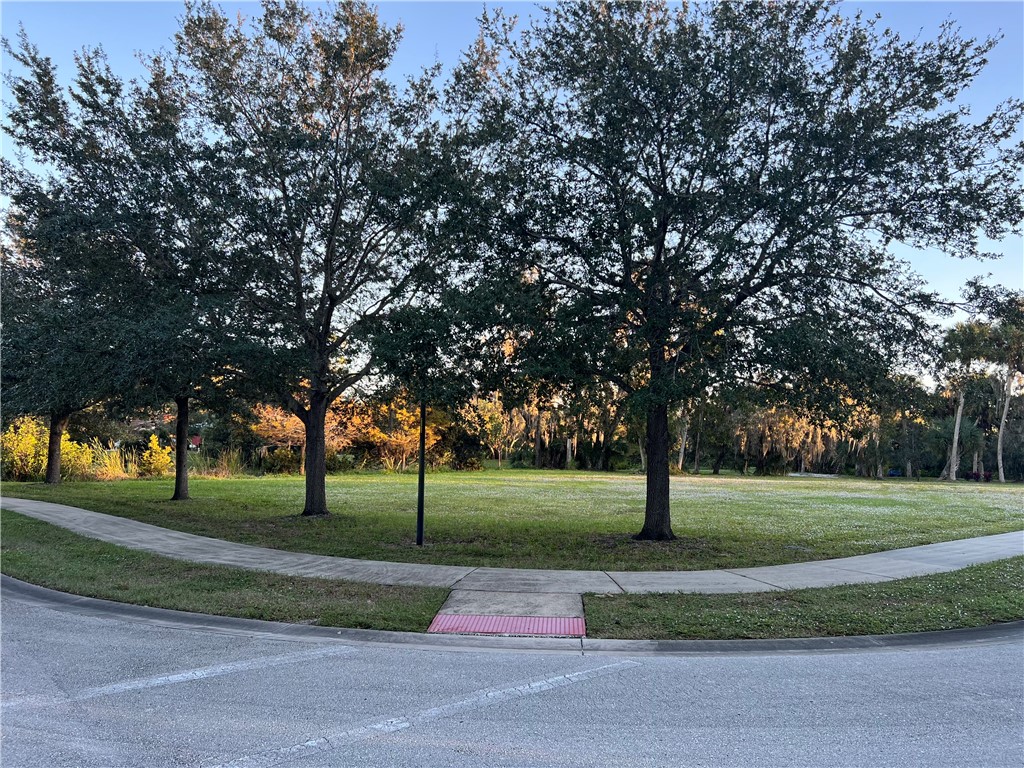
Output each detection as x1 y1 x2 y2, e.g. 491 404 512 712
301 394 330 516
972 451 979 475
677 418 688 471
534 411 544 468
565 436 573 469
949 390 965 481
997 373 1012 482
171 396 190 500
691 405 703 474
600 438 613 471
44 411 69 484
635 399 674 540
712 448 726 475
638 438 647 472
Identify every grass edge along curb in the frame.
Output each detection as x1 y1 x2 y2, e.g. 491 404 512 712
584 556 1024 640
0 510 448 633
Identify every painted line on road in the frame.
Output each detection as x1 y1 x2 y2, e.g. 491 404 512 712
207 659 642 768
1 645 354 711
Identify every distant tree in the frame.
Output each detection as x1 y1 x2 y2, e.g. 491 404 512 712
939 322 990 480
966 281 1024 481
358 394 440 472
468 0 1024 537
461 394 526 469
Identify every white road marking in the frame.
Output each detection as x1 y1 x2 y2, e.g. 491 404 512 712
1 645 353 711
208 659 642 768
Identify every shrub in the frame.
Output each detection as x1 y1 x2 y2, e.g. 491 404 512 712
215 448 245 476
186 450 216 476
428 449 455 471
138 434 173 477
1 416 91 481
263 447 301 474
325 450 356 473
60 434 93 479
91 440 136 480
1 416 48 481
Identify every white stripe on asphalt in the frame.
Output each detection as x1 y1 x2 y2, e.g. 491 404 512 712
208 659 642 768
1 645 353 711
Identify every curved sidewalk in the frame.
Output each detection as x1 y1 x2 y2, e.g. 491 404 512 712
4 497 1022 594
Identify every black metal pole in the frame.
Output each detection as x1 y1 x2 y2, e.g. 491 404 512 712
416 399 426 546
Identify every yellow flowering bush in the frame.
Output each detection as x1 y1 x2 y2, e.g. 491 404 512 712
60 433 93 479
1 416 93 480
1 416 48 480
138 434 173 477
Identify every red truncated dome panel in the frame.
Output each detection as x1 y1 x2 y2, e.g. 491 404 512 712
428 614 585 637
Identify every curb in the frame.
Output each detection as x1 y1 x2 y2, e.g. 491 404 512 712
4 575 1022 657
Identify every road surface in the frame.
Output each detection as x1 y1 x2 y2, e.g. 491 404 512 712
1 589 1021 767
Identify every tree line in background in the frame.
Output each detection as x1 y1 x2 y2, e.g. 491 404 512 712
2 0 1023 540
5 350 1024 484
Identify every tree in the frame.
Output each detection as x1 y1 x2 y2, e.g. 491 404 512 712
468 0 1024 538
367 300 479 544
966 281 1024 482
461 394 526 469
176 0 444 515
939 322 990 480
3 33 235 500
0 212 123 483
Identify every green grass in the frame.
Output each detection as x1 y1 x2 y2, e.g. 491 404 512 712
0 510 448 632
584 557 1024 639
3 470 1021 570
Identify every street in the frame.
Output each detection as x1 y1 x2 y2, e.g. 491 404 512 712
1 590 1021 768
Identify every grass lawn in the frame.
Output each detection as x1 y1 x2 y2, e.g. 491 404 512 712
585 557 1024 639
3 470 1021 570
0 510 447 632
3 510 1020 640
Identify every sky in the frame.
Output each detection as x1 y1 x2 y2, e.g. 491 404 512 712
2 0 1022 307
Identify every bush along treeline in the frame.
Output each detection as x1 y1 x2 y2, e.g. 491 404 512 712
2 1 1023 539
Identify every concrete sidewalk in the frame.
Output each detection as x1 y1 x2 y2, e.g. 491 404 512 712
4 496 1021 593
4 497 1022 637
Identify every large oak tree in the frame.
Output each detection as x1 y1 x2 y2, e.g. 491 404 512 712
3 35 234 498
176 0 444 515
470 0 1024 539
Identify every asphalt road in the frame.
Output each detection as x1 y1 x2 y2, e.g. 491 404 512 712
2 593 1022 768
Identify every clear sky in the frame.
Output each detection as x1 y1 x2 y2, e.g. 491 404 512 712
2 1 1022 305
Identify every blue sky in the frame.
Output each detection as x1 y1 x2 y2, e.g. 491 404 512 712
2 1 1022 304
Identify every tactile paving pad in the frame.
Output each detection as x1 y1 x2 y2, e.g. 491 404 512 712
427 614 585 637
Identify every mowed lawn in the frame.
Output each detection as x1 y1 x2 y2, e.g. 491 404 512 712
4 471 1022 571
